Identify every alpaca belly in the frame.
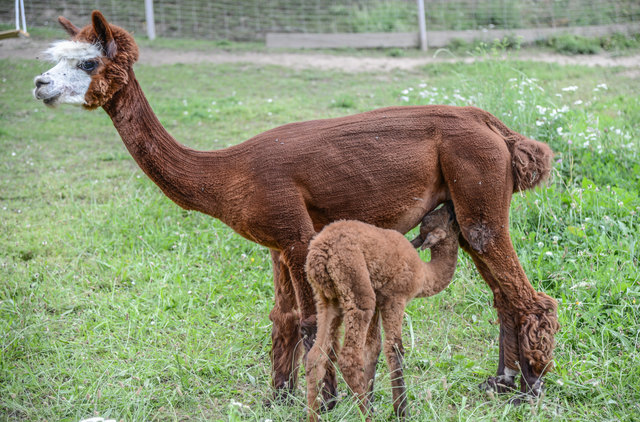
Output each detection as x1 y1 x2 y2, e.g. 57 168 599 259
389 185 450 234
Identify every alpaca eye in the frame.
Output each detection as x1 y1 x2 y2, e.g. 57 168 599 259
78 61 97 72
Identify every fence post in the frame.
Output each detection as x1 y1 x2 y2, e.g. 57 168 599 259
417 0 427 51
145 0 156 40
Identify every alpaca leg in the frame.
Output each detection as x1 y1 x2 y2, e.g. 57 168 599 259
363 309 382 403
455 212 558 395
279 224 339 407
442 142 558 396
268 250 302 404
335 260 376 420
318 305 344 412
339 305 375 420
459 239 518 394
380 301 408 419
307 301 341 421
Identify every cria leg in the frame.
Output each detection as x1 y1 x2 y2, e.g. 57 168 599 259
363 309 382 404
338 305 375 421
306 300 341 421
379 300 408 419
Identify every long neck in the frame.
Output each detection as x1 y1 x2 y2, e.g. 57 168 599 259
417 238 459 297
103 69 228 216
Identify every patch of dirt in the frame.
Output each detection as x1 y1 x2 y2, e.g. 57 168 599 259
2 37 639 73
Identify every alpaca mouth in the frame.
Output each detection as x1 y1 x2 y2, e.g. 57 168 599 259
42 93 61 107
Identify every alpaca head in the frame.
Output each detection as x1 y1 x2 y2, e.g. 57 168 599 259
411 201 460 250
33 11 139 109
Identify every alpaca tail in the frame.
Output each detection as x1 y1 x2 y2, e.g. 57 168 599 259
305 240 335 301
487 120 554 192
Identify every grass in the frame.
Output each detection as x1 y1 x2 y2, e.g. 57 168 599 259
1 46 639 421
538 33 640 56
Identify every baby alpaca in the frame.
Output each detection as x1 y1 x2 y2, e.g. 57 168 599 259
305 202 460 421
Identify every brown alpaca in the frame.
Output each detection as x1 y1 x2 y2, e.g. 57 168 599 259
305 203 460 421
33 11 559 405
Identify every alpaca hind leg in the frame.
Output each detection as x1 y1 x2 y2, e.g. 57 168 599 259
515 291 559 402
339 305 375 420
317 305 343 412
268 250 302 404
306 301 341 421
455 211 558 396
442 144 558 396
459 240 518 394
363 309 382 404
380 301 408 419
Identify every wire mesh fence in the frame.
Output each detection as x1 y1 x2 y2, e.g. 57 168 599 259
1 0 639 41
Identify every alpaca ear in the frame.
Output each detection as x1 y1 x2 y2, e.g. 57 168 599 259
58 16 79 36
91 10 117 59
420 228 447 250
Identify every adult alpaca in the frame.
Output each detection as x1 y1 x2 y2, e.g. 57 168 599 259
33 11 558 404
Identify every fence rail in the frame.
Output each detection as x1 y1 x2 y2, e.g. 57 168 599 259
1 0 639 43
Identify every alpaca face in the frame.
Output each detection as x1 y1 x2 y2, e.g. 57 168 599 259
33 41 103 107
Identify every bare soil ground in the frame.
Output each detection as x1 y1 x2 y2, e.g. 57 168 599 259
1 37 639 73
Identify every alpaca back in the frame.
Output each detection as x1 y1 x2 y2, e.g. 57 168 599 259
306 220 425 302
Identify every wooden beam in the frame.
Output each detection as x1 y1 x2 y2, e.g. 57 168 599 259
0 29 29 40
266 32 418 49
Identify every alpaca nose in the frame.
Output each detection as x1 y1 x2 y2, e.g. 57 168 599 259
35 75 51 89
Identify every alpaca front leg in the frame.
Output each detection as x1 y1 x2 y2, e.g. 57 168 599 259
268 250 302 405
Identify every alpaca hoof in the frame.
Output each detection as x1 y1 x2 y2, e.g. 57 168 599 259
479 376 518 395
507 395 523 406
318 394 339 413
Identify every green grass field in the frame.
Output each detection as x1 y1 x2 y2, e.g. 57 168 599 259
1 46 639 421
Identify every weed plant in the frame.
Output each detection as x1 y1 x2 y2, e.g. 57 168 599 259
0 47 638 421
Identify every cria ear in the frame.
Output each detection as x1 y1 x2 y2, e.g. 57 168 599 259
58 16 79 36
420 228 447 250
91 10 117 59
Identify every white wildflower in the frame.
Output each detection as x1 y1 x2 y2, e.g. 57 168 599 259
400 96 410 102
545 251 553 257
570 281 595 290
230 399 251 410
78 418 117 422
537 242 544 248
573 100 583 105
562 86 578 92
